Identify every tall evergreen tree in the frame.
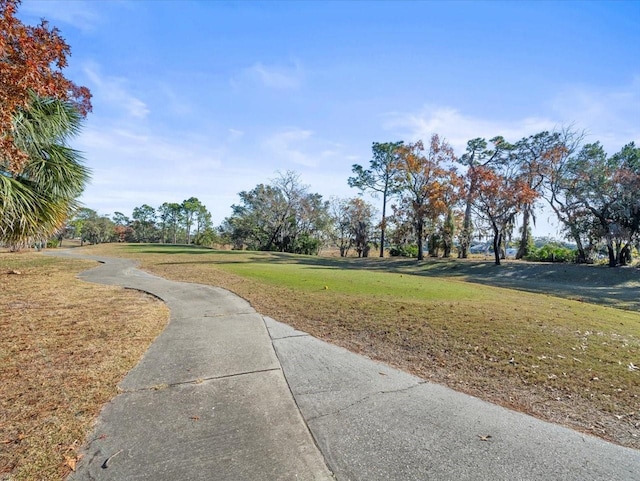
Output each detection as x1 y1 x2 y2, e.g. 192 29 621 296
348 141 403 257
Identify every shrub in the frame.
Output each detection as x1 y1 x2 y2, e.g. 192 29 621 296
292 233 321 255
389 244 419 258
525 243 576 263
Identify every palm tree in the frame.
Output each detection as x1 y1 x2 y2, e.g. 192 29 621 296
0 93 90 250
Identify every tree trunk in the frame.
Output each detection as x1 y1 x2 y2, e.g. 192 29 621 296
379 191 387 258
416 220 424 261
443 208 454 258
570 227 587 263
492 228 502 266
265 227 281 252
429 234 440 257
606 241 616 267
459 199 473 258
516 207 531 259
618 243 631 266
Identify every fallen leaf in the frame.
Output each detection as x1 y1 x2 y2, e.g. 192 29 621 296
65 455 78 471
190 415 200 421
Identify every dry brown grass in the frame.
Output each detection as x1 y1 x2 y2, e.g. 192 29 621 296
0 251 169 480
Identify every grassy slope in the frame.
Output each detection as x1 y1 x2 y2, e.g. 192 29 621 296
79 244 639 449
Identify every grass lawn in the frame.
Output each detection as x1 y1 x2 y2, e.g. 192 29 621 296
2 243 638 480
82 243 640 450
0 252 169 480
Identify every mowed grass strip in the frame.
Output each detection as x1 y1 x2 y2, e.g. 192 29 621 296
83 244 639 449
0 252 169 480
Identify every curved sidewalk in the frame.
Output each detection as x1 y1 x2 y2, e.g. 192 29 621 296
53 252 639 481
54 252 333 481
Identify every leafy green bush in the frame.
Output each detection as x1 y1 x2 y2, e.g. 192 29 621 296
46 238 59 248
525 243 575 263
292 233 321 255
193 227 220 247
389 244 419 258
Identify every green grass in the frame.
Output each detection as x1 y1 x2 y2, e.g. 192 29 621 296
222 260 485 301
82 243 640 448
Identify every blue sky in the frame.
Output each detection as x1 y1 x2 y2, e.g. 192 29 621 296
20 0 640 236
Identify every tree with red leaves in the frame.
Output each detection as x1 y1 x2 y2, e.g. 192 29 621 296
0 0 91 173
471 163 538 265
393 135 458 261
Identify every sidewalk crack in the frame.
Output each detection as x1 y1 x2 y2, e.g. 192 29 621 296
271 333 310 340
203 311 256 318
305 382 426 422
176 367 282 386
120 368 282 393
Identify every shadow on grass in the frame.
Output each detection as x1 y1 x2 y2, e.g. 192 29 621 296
124 244 234 255
127 244 640 311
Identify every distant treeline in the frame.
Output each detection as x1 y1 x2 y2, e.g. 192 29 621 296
66 129 639 267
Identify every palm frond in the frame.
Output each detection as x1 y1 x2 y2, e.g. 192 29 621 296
1 94 90 248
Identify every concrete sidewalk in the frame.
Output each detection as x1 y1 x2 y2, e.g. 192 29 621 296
267 318 640 481
55 252 333 481
53 252 639 480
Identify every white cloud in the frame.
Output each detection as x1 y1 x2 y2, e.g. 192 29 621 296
384 77 640 156
75 121 272 223
75 119 362 223
83 62 150 119
228 128 245 142
263 128 317 167
549 77 640 151
156 82 194 118
383 106 556 154
22 0 101 32
78 127 219 180
234 61 304 90
78 127 222 176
